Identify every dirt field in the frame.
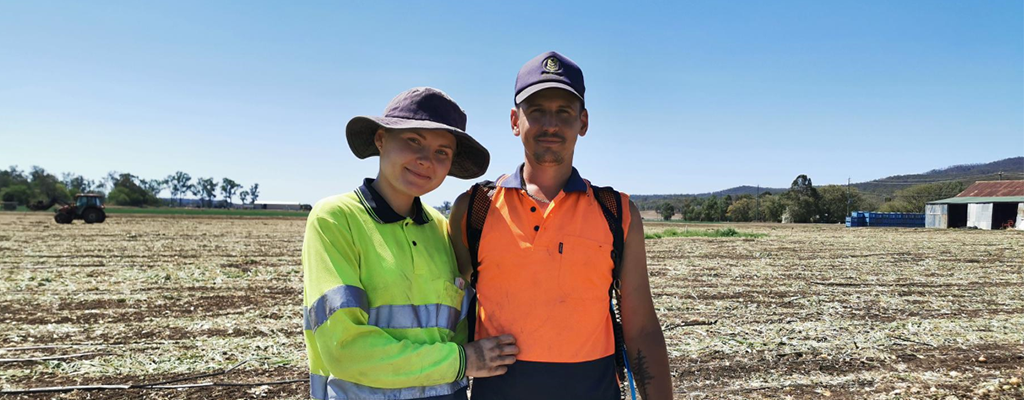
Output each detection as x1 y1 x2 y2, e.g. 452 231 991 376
2 213 1022 399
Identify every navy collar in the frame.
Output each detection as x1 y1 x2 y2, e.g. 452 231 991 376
498 163 588 193
355 178 431 225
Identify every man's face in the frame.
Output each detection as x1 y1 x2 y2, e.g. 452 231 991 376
511 88 588 167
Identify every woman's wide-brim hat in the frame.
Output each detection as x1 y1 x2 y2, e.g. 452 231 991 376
346 87 490 179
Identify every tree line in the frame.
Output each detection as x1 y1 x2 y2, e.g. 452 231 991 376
0 166 260 208
641 174 967 223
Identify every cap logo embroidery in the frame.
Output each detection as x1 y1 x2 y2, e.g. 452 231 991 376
542 56 562 73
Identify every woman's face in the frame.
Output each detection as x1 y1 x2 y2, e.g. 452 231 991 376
375 128 457 198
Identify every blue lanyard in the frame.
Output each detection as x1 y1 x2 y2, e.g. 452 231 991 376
622 345 638 400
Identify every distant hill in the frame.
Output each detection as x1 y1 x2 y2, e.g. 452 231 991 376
634 186 787 204
852 157 1023 198
634 157 1024 207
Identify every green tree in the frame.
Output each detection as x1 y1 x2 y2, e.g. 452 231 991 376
238 190 250 205
716 197 728 221
106 187 132 205
723 195 734 220
818 185 866 223
656 202 675 220
220 178 242 205
678 198 696 221
702 195 725 221
27 166 71 205
760 194 786 222
0 184 33 205
196 178 217 207
861 196 881 213
685 197 704 221
102 171 120 192
1 167 31 206
727 198 757 222
60 173 98 197
107 173 160 206
247 183 260 204
167 171 193 206
783 174 820 223
187 183 200 206
141 178 167 199
755 191 777 221
0 166 29 190
879 181 967 213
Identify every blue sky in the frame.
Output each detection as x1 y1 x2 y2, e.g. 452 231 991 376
2 1 1021 206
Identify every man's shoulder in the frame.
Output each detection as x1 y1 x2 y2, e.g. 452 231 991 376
582 179 629 196
452 179 502 214
581 181 631 207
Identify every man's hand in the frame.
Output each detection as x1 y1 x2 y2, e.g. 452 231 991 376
463 334 518 377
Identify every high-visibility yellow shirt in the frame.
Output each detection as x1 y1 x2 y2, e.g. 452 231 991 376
303 179 469 400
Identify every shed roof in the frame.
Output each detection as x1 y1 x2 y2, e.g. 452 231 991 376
929 196 1024 204
955 180 1024 198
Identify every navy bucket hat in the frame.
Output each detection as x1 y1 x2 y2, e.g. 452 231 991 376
515 51 585 107
346 87 490 179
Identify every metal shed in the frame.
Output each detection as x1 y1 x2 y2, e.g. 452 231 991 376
927 181 1024 230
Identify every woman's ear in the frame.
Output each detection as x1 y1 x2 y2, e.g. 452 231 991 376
374 128 386 151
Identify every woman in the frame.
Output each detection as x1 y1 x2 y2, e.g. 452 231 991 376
302 87 517 400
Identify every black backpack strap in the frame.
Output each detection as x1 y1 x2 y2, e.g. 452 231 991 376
465 180 496 340
592 186 625 279
591 185 627 387
465 180 496 276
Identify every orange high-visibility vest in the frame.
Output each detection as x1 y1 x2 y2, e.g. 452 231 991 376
470 166 631 363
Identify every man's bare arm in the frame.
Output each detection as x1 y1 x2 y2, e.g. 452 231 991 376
449 191 520 376
620 200 672 400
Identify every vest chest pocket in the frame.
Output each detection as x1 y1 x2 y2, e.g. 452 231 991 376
558 235 613 300
439 279 467 334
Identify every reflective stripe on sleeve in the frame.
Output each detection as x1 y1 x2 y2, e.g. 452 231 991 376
307 285 464 333
310 373 467 400
368 304 461 332
307 285 369 332
302 306 312 331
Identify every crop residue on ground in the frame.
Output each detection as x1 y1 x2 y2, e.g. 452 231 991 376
1 214 1022 399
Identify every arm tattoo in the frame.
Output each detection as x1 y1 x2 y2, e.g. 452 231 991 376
632 350 654 400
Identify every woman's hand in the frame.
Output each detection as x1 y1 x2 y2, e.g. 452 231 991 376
463 334 518 377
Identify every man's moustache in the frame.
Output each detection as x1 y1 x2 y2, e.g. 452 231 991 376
535 135 565 142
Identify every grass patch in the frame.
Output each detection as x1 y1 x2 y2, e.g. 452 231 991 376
647 219 727 224
645 227 766 239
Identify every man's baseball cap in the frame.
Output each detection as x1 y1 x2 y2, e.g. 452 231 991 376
346 87 490 179
514 51 585 107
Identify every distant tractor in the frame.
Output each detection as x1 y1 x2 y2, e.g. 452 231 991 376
54 194 107 224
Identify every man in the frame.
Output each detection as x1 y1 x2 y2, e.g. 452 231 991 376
450 52 672 399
